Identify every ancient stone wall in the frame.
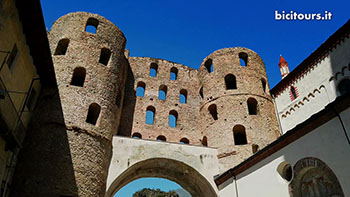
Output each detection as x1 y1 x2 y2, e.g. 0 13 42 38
48 12 127 196
197 47 280 171
118 57 203 145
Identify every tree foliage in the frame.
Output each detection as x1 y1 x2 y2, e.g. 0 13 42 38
133 188 179 197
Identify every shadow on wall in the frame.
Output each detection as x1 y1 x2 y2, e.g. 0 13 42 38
117 62 136 136
10 86 79 196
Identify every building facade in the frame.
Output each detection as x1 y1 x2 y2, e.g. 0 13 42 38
0 1 348 196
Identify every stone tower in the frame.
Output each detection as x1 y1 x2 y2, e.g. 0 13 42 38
48 12 127 196
198 47 280 171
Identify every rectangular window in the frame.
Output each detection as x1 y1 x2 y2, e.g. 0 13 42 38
7 44 18 71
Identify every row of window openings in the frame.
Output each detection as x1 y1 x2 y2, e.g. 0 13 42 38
136 82 187 103
149 63 179 81
204 52 248 73
68 67 122 106
132 133 190 144
199 75 266 99
132 125 249 147
54 39 111 66
208 98 258 121
138 78 266 104
145 107 179 128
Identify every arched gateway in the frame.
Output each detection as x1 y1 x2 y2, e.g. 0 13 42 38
106 136 220 197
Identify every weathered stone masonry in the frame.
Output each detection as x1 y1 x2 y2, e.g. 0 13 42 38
13 11 281 196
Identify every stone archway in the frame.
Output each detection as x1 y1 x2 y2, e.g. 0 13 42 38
106 158 218 197
289 157 344 197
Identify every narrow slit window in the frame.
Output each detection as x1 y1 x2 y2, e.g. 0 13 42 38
199 87 203 99
208 104 218 120
71 67 86 87
179 89 187 104
204 59 213 73
202 136 208 147
239 52 248 67
290 86 298 100
132 133 142 139
233 125 247 145
85 17 99 34
261 79 267 92
180 138 189 144
150 63 158 77
54 39 69 56
225 74 237 90
99 48 111 66
86 103 101 125
158 85 167 100
247 98 258 115
145 106 155 125
170 67 178 80
136 82 146 97
169 110 178 128
157 135 166 141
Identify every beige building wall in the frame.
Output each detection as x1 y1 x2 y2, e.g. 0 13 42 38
0 0 41 194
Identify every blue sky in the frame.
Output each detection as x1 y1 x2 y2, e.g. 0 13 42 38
40 0 349 195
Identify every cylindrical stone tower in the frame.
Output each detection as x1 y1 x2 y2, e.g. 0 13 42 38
198 47 280 172
48 12 127 196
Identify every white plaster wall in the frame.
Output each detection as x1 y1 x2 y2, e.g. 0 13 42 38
218 177 237 197
106 136 220 195
275 37 350 133
220 114 350 196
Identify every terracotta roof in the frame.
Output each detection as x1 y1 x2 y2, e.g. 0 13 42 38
271 19 350 97
278 55 288 68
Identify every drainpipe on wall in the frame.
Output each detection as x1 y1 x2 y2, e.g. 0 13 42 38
272 95 284 135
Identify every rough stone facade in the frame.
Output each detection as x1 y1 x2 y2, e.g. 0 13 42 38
13 11 280 196
48 12 128 196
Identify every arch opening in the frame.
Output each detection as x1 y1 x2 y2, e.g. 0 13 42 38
115 177 189 197
86 103 101 125
179 89 187 104
54 38 69 55
247 97 258 115
85 17 99 33
239 52 248 66
132 133 142 139
202 136 208 147
204 59 213 73
145 106 155 125
225 74 237 90
169 110 178 128
208 104 218 120
180 138 189 144
99 48 111 66
136 82 146 97
71 67 86 87
106 158 218 197
233 125 247 145
158 85 167 100
156 135 166 141
150 63 158 77
170 67 178 80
